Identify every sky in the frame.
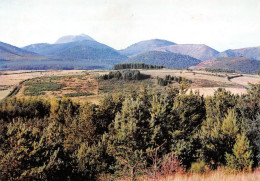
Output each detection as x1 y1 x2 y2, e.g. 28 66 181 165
0 0 259 51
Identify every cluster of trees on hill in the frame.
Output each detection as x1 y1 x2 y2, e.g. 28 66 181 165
99 70 150 81
157 75 192 86
0 84 259 180
114 63 165 70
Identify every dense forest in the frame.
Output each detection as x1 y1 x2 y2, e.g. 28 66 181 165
114 63 165 70
98 69 150 81
126 51 201 69
0 83 259 180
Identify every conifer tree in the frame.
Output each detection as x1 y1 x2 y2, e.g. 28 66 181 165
107 98 149 180
225 133 253 171
200 109 239 167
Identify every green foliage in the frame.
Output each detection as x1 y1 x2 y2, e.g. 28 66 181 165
190 161 207 174
0 97 51 121
107 98 149 180
77 137 113 180
64 92 94 97
99 69 150 81
200 109 239 167
24 79 64 96
225 133 253 172
157 75 192 86
126 51 201 69
0 84 259 180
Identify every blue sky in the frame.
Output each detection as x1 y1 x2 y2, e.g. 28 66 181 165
0 0 259 51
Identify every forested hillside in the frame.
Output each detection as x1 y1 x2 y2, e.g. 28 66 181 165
126 51 201 68
191 57 260 73
0 83 259 180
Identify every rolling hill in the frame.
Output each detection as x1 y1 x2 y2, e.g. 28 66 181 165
156 44 219 61
22 35 127 69
55 34 95 44
190 57 260 73
119 39 176 57
125 51 201 68
24 40 126 62
216 46 260 60
0 41 44 61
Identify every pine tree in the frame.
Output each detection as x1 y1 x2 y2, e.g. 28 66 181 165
200 109 239 167
107 98 149 180
225 133 253 171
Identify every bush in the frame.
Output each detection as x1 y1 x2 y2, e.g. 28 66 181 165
225 133 253 172
190 161 207 174
157 75 192 86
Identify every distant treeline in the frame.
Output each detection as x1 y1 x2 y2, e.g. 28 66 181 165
114 63 165 70
157 75 192 86
99 69 150 81
205 68 235 73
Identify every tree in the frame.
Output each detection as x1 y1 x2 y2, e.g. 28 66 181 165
107 98 149 180
225 133 253 171
168 93 205 166
200 109 239 167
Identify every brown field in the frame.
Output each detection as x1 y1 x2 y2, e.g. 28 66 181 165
136 170 260 181
0 69 259 103
0 70 85 101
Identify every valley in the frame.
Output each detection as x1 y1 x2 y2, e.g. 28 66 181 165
1 69 259 103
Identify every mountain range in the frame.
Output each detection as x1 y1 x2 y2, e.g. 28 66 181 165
0 41 44 61
215 46 260 60
119 39 176 57
126 51 201 69
0 34 259 73
190 57 260 74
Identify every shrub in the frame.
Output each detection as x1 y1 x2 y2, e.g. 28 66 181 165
190 161 207 174
225 133 253 172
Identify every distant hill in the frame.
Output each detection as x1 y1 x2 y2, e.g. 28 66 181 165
190 57 260 73
216 46 260 60
119 39 176 57
23 40 126 64
156 44 219 61
55 34 95 44
125 51 201 69
18 38 127 70
0 41 44 61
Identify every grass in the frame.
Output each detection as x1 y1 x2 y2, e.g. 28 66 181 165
133 168 260 181
64 92 94 97
24 79 64 96
98 79 155 94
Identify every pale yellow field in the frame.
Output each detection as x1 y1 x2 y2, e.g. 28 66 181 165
0 69 259 101
141 69 259 96
130 168 260 181
0 70 86 100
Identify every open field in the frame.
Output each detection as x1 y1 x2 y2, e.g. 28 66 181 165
135 169 260 181
0 69 259 102
0 70 86 101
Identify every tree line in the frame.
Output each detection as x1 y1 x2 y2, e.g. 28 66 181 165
0 83 259 180
99 69 150 81
114 63 165 70
157 75 192 86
